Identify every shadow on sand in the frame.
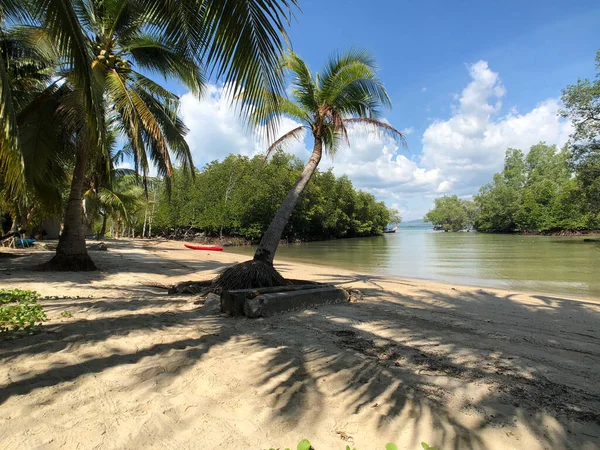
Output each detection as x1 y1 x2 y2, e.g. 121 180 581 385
1 244 600 449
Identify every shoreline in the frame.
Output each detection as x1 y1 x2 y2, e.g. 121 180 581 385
222 242 600 304
3 236 599 302
1 239 599 449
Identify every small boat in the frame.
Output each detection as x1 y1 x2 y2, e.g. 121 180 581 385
184 243 223 251
383 225 398 234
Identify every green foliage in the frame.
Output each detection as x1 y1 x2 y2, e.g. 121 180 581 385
297 439 312 450
560 49 600 223
560 49 600 143
388 209 402 225
426 142 599 234
152 153 391 242
424 195 475 232
60 311 73 318
0 289 46 335
474 143 596 233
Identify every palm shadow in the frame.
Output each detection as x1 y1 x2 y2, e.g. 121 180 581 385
1 265 600 449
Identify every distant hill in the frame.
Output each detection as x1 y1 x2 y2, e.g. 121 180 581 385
397 218 432 228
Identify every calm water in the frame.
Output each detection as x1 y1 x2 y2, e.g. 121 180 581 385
227 227 600 299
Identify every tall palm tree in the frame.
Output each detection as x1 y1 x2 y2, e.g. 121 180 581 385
215 50 406 289
2 0 298 270
32 0 205 270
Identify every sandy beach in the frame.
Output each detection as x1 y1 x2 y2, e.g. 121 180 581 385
1 239 599 450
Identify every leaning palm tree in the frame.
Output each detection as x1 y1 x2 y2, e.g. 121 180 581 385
3 0 298 270
214 50 406 290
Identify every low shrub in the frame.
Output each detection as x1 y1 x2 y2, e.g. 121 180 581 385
0 289 46 336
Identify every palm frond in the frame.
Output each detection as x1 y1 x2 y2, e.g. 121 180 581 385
130 70 180 103
0 46 23 197
321 122 343 157
0 0 33 22
284 51 318 114
32 0 105 151
344 117 407 149
139 0 298 128
134 84 194 177
250 90 311 128
124 33 204 95
320 48 377 86
18 83 74 210
265 125 306 160
317 49 391 116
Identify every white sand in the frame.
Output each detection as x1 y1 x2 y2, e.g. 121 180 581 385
1 239 599 450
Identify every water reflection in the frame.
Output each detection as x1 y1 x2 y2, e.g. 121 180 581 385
227 229 600 298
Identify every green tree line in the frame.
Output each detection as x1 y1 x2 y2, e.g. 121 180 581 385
425 143 599 233
150 152 392 242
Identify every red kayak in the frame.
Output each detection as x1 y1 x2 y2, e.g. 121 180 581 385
184 243 223 251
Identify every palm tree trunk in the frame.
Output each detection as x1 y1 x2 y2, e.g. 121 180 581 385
253 136 322 265
99 213 108 238
142 207 148 238
40 148 96 271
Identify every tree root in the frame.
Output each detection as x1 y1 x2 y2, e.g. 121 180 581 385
168 260 290 296
210 260 289 292
37 253 97 272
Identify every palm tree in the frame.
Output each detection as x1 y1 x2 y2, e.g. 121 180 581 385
33 0 205 270
214 50 406 290
0 24 72 231
82 137 144 240
2 0 298 270
86 174 144 239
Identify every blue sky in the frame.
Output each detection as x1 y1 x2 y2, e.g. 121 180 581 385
146 0 600 220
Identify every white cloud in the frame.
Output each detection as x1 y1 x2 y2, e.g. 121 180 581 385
115 161 132 170
420 61 572 193
180 85 308 166
402 127 415 135
320 125 442 194
421 87 427 92
179 85 258 163
114 159 158 177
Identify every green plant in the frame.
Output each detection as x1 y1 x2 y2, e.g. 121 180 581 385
60 311 73 318
0 289 47 335
421 443 438 450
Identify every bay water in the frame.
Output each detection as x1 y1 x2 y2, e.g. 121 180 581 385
227 227 600 299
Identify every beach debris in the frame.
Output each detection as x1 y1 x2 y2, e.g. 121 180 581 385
168 280 212 295
336 430 353 442
202 293 221 312
345 288 363 302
